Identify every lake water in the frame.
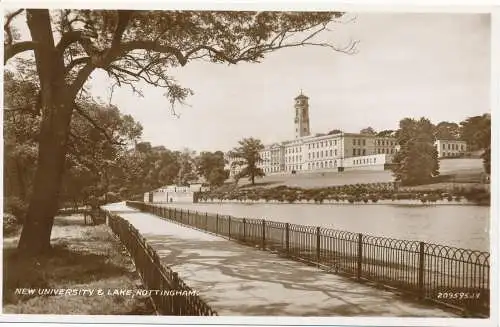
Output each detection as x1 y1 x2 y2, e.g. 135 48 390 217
160 202 490 252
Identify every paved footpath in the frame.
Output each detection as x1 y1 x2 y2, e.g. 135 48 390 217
103 202 457 317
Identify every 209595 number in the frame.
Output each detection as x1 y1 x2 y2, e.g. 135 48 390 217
437 292 481 300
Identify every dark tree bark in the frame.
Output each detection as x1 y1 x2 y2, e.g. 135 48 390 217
17 10 76 255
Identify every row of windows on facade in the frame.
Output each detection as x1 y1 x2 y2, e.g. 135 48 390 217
265 147 395 165
375 139 396 146
442 143 465 151
353 157 377 165
263 156 381 174
264 160 340 173
442 152 464 157
263 138 397 157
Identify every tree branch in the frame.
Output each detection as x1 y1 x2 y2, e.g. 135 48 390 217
73 103 125 146
56 30 85 54
4 41 37 64
4 9 24 45
64 56 90 74
68 62 95 98
110 10 133 49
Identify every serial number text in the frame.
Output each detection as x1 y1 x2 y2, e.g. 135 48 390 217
436 292 481 300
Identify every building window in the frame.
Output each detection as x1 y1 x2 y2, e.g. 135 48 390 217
334 149 337 156
329 140 332 146
353 139 356 145
329 149 333 156
353 149 356 156
362 149 366 155
334 140 337 146
363 139 366 146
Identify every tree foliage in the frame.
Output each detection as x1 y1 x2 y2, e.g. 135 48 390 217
376 130 395 137
229 138 265 185
327 129 343 135
392 118 439 186
4 8 355 255
459 114 491 152
433 121 460 140
360 127 376 135
196 151 228 187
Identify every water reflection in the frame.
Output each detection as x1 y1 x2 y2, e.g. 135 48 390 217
161 203 490 252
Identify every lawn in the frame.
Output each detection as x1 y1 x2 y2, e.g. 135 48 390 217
235 158 485 189
2 214 156 315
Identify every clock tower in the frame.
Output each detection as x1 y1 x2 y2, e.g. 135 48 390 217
294 91 310 139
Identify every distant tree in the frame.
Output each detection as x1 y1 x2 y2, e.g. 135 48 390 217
460 114 491 174
482 146 491 175
460 114 491 151
176 149 198 186
434 121 460 140
196 151 228 187
360 127 376 135
327 129 343 135
392 118 439 185
376 130 395 137
229 138 265 185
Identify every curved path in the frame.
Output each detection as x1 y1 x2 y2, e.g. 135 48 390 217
103 202 457 317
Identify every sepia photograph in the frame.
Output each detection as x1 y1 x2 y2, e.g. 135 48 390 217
1 1 497 326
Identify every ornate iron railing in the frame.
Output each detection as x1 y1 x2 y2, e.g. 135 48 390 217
125 201 490 317
99 207 218 316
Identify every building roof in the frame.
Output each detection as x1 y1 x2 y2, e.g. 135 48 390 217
294 90 308 100
294 94 308 100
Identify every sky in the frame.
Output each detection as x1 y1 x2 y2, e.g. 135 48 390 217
7 11 492 152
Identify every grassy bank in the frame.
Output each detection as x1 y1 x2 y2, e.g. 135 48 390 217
3 214 155 315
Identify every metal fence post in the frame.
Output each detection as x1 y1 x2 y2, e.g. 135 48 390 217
228 216 231 239
418 241 425 299
216 214 219 234
285 223 290 255
243 218 246 242
316 227 321 265
357 233 363 280
262 220 266 250
187 210 190 225
205 212 208 231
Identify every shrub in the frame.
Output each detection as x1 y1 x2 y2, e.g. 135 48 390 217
4 196 28 224
285 192 298 203
3 213 20 236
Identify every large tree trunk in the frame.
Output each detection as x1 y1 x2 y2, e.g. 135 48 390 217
17 112 72 254
17 10 74 256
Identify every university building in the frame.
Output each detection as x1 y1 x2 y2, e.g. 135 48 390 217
434 139 467 158
227 92 399 177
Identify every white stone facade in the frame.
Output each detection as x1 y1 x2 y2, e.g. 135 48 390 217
434 140 467 158
227 93 400 178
